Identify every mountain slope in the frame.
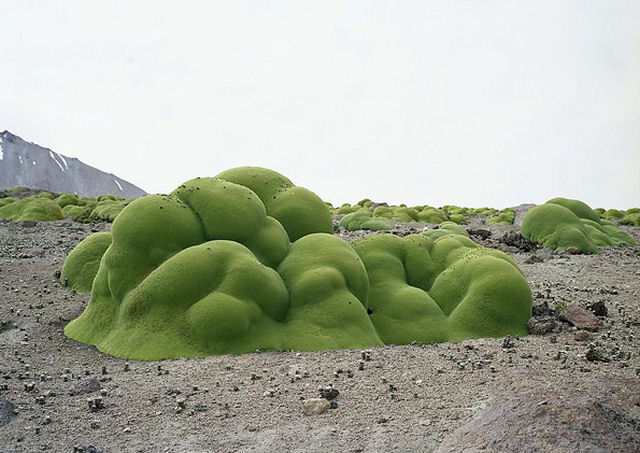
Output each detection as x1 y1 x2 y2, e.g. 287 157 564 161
0 130 146 198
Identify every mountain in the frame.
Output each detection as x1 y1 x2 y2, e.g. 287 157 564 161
0 130 147 198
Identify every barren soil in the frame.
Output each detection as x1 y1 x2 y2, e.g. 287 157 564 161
1 217 639 453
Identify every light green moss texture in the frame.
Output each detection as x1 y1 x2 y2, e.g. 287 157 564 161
522 198 637 253
61 232 112 292
339 211 392 231
62 167 534 359
352 232 531 344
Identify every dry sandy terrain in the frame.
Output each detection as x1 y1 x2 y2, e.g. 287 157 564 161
1 217 639 452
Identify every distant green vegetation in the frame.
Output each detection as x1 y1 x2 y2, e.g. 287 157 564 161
0 189 133 223
487 208 515 225
338 210 392 231
522 198 636 253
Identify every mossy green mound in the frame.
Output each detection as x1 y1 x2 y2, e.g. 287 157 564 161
61 232 112 292
339 211 392 231
0 197 15 208
522 198 637 253
487 209 515 225
448 213 467 224
64 169 381 359
0 197 65 222
352 233 531 344
621 212 640 226
372 206 419 223
603 209 625 220
61 168 535 359
87 200 127 222
422 221 469 241
417 207 448 224
215 167 332 242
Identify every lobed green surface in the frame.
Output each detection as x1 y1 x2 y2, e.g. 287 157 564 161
62 167 533 360
522 198 636 253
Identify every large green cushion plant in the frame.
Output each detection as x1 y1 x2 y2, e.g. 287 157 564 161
522 198 636 253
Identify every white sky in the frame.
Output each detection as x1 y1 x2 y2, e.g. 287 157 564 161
1 1 639 209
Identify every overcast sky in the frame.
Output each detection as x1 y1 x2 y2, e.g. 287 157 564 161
1 1 639 208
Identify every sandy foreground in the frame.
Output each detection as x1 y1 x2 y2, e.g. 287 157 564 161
1 217 639 453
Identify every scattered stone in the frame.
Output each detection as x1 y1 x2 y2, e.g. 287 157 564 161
302 398 331 416
467 228 491 240
0 397 16 427
87 396 104 412
500 231 536 252
527 317 562 335
588 300 608 317
319 386 339 400
558 305 600 331
574 331 593 342
377 417 389 424
361 350 372 361
525 255 544 264
535 248 553 259
586 347 610 363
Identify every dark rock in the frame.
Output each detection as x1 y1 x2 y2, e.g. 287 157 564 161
0 320 15 334
467 228 492 240
588 300 608 317
527 317 562 335
318 386 339 400
531 301 553 317
586 347 610 363
558 305 600 331
500 231 537 252
0 397 16 427
525 255 544 264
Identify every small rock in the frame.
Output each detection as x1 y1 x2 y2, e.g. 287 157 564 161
318 386 339 400
0 397 16 427
535 248 553 259
502 337 515 349
574 331 593 342
525 255 544 264
302 398 331 416
558 305 600 331
585 347 610 363
588 300 608 317
87 396 104 412
500 232 536 252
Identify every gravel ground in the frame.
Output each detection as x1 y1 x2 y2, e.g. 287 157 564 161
1 217 639 453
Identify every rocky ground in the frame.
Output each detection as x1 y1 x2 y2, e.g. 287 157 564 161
1 217 639 453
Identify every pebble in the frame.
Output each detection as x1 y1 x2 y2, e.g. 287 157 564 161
302 398 331 416
318 386 339 400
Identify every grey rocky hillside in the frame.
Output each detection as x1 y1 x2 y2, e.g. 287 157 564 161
0 130 146 198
